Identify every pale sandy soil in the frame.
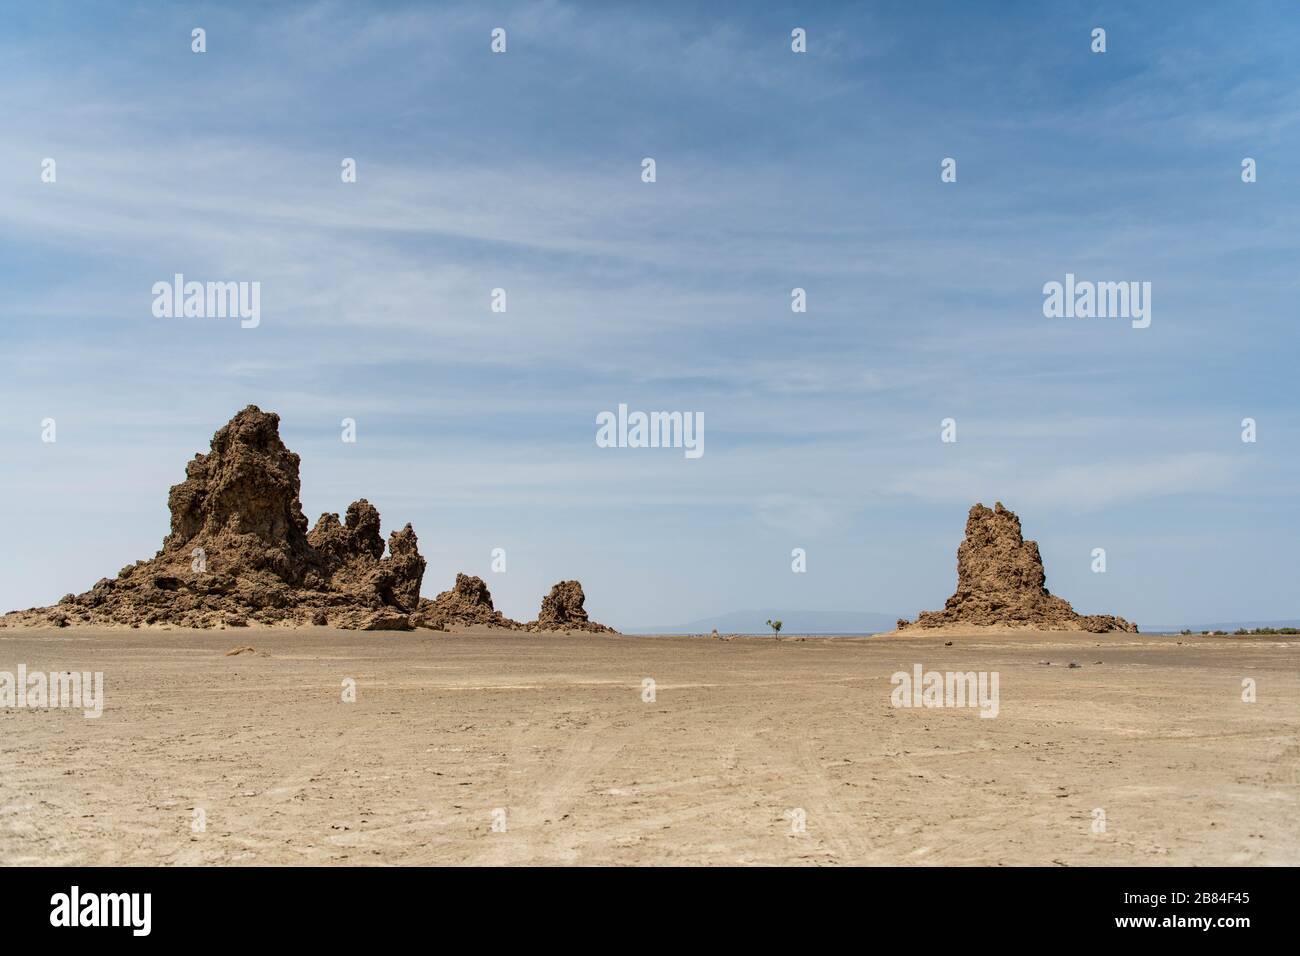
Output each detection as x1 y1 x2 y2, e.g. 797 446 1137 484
1 626 1297 866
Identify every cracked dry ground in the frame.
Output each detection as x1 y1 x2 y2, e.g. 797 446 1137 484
1 628 1297 865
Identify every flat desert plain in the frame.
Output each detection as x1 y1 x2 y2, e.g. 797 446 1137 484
1 627 1297 866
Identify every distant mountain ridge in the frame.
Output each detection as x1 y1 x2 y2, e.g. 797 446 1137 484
627 609 901 635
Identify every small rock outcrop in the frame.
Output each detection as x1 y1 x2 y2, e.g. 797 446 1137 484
409 575 618 634
411 574 520 630
1 406 426 630
900 502 1136 633
524 580 615 633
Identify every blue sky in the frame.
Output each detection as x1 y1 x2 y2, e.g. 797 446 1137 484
1 1 1297 628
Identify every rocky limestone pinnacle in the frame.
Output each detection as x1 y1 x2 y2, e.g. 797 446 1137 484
408 574 617 633
2 406 427 630
901 502 1137 633
524 580 616 633
410 573 519 629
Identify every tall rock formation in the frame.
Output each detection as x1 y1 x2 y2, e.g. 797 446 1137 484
524 580 616 633
900 502 1136 633
2 406 426 629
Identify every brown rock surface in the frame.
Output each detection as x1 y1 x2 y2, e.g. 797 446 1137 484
901 502 1136 633
411 573 520 630
1 406 427 630
524 580 615 633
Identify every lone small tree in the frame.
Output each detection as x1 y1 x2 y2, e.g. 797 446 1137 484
766 618 783 641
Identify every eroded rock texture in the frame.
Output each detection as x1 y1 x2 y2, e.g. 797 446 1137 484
410 573 519 630
901 502 1136 633
408 575 617 633
524 580 616 633
2 406 426 629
